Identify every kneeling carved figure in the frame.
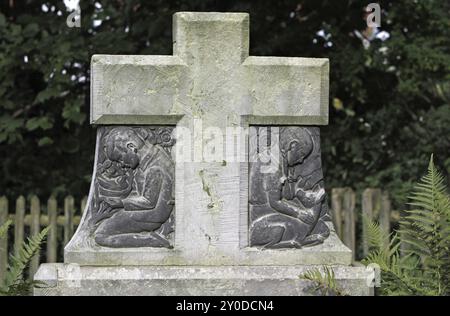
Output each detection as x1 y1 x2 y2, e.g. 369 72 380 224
249 126 330 249
92 126 175 248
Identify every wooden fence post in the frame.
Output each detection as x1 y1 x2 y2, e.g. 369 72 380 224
330 188 356 260
29 195 41 280
361 188 380 257
362 188 386 256
342 188 356 262
14 196 25 256
46 196 58 263
64 196 74 246
331 188 344 238
380 191 391 247
0 196 8 286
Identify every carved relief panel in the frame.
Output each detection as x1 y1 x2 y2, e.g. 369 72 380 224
249 126 330 249
88 126 175 248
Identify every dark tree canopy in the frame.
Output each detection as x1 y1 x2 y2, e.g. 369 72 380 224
0 0 449 207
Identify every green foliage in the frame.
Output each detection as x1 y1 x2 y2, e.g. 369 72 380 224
300 266 347 296
362 219 419 295
0 225 49 296
0 0 448 205
363 155 450 295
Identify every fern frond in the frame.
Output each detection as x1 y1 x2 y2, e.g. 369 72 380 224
300 266 347 296
363 155 450 296
388 233 402 256
397 154 450 295
364 249 436 296
4 227 49 291
362 215 390 252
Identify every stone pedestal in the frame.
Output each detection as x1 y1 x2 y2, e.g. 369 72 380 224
35 230 373 295
35 264 372 296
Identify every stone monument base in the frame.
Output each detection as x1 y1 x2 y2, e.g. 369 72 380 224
34 264 373 296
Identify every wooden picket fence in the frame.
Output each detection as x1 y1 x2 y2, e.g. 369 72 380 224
0 188 400 283
0 195 87 284
330 188 400 261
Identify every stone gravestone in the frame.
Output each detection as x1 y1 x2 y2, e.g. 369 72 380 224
34 12 373 296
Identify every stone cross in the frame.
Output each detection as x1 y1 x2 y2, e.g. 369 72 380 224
35 12 375 296
65 12 348 266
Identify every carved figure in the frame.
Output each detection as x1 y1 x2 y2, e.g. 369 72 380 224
92 127 175 248
249 127 330 248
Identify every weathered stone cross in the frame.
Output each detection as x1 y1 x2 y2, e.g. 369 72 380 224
35 12 376 296
67 12 333 265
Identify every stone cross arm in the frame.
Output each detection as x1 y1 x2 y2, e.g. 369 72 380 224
91 12 329 126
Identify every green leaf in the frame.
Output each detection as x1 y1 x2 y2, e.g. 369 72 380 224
25 118 40 131
25 117 53 131
38 137 53 147
35 88 60 104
